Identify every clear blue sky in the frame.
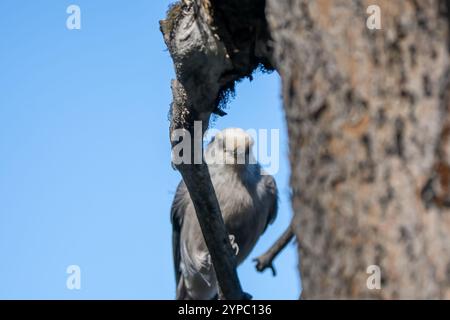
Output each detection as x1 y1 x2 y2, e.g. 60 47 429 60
0 1 299 299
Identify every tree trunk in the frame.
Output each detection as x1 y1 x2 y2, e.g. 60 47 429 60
267 0 450 299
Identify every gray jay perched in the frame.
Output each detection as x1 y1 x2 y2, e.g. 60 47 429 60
171 128 278 300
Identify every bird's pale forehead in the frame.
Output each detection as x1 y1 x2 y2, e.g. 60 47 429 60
218 128 252 140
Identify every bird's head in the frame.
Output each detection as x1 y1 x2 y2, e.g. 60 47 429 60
206 128 255 167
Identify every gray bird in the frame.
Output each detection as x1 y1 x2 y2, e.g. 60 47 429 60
171 128 278 300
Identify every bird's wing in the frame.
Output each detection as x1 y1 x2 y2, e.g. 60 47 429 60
262 174 278 232
170 180 188 286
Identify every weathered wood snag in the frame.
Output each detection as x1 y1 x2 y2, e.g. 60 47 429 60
160 0 272 299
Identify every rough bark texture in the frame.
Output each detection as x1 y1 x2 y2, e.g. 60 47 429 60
267 0 450 299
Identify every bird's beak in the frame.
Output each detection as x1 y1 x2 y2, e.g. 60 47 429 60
233 145 250 156
233 143 251 166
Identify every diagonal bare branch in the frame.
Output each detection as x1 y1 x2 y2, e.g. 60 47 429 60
254 223 294 276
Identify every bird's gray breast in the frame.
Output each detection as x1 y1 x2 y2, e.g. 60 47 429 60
209 166 268 263
178 164 271 299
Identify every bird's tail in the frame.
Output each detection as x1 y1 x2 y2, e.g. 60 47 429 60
176 277 193 300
